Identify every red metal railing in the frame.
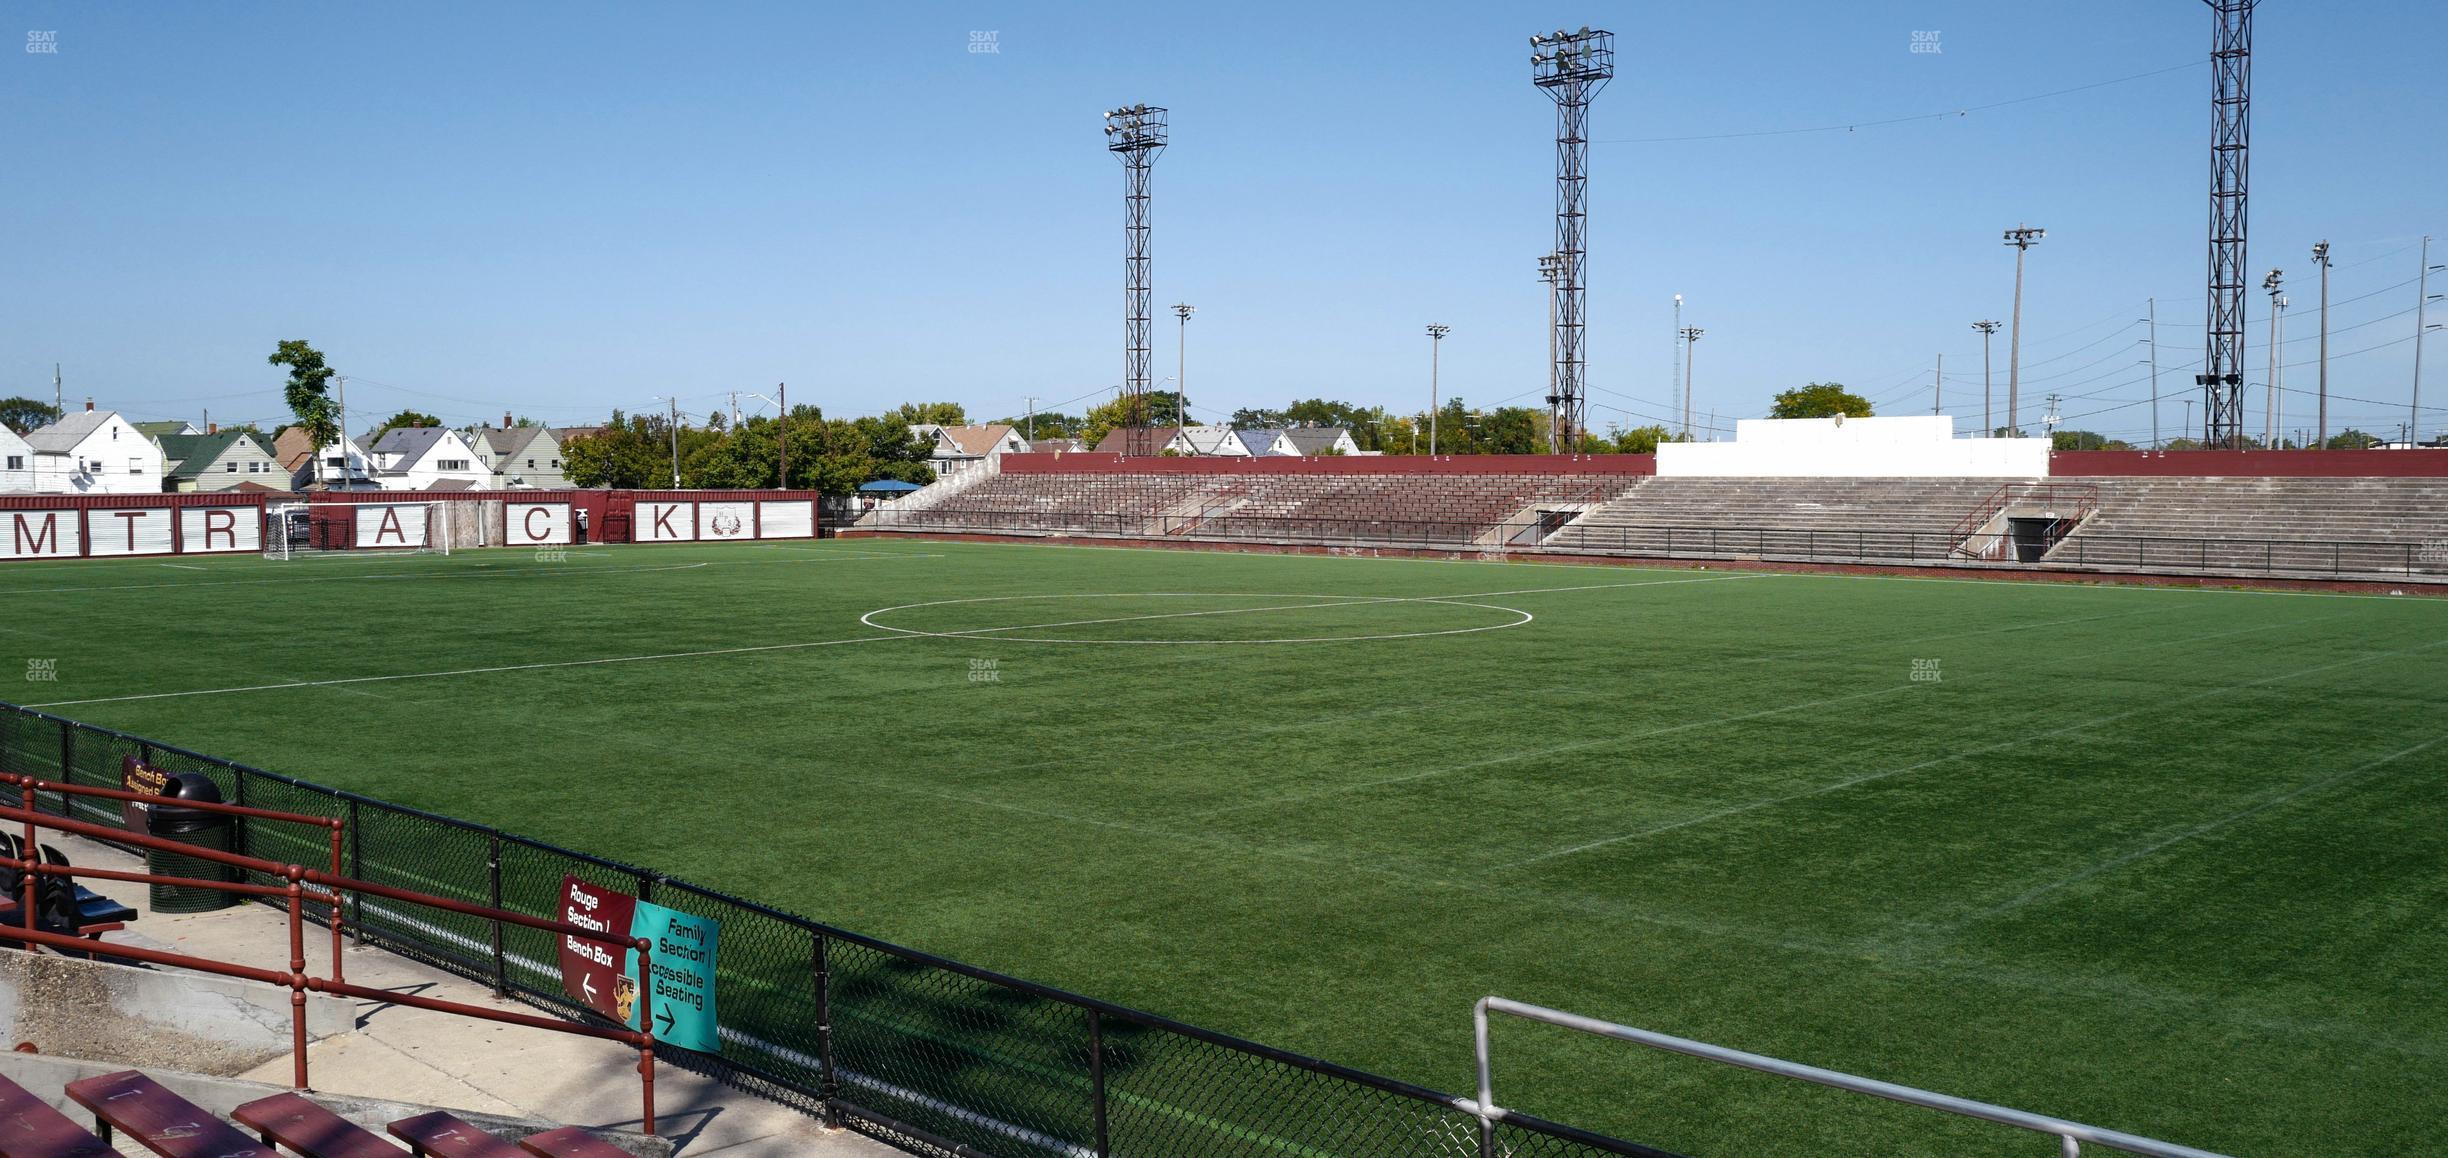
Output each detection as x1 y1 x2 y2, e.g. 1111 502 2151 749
1944 482 2098 558
6 772 348 982
0 803 660 1134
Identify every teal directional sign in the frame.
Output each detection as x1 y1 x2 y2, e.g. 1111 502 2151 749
623 900 720 1052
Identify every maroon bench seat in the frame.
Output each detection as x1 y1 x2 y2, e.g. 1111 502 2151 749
515 1126 629 1157
62 1070 273 1157
233 1092 405 1156
386 1112 524 1158
0 1072 113 1157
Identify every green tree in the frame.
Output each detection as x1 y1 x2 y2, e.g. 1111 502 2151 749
1767 382 1873 419
268 340 338 484
2324 428 2383 450
0 396 62 435
1079 391 1184 449
1601 424 1679 454
989 412 1083 441
368 409 443 445
1230 407 1287 428
886 402 968 426
563 410 668 488
2050 430 2131 451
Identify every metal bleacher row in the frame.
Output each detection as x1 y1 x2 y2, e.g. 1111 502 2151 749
865 469 2448 582
0 1068 626 1157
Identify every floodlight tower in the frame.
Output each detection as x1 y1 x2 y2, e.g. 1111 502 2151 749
1532 27 1614 454
2199 0 2257 448
1105 103 1168 454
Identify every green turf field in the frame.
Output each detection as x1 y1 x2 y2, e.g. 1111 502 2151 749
4 537 2444 1155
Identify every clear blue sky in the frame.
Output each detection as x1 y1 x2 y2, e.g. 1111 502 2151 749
4 1 2441 442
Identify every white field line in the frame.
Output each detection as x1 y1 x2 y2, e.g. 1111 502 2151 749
156 563 207 572
1955 730 2448 929
1179 683 1927 820
1497 636 2448 870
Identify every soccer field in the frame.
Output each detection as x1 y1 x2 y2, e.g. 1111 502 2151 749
5 537 2444 1155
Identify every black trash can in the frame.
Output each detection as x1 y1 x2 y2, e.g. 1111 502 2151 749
146 773 237 913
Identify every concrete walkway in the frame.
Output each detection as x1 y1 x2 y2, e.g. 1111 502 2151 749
45 832 898 1156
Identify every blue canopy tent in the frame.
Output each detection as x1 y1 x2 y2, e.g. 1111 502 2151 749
858 480 922 494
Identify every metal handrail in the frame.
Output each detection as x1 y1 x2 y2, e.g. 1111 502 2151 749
5 771 349 981
0 802 660 1134
1465 997 2228 1158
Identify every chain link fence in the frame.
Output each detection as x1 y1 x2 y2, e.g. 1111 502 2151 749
0 701 1675 1158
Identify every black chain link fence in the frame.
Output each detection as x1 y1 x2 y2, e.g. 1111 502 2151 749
0 701 1675 1158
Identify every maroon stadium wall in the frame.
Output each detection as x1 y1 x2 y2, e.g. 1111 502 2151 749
0 489 828 562
1000 452 1658 475
2049 449 2448 476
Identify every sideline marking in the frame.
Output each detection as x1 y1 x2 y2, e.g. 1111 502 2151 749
860 592 1533 645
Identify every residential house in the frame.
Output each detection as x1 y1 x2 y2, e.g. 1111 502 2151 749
1168 426 1252 457
132 420 200 439
367 426 491 491
1237 429 1293 457
156 429 283 492
21 406 163 494
911 424 1030 479
1028 438 1084 454
1091 426 1183 455
0 425 32 492
272 427 377 490
473 424 569 489
1277 427 1362 456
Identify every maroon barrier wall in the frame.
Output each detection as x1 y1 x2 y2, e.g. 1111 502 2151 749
2050 449 2448 477
1001 452 1658 476
0 489 831 560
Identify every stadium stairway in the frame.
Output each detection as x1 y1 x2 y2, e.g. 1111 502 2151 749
9 832 893 1157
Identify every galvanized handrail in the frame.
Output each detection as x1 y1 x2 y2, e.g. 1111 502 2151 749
1464 997 2230 1158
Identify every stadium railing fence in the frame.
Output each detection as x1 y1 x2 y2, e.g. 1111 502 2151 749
851 508 2442 580
0 701 1677 1158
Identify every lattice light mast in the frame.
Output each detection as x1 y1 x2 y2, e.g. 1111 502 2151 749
2199 0 2257 448
1105 104 1168 454
1532 27 1613 454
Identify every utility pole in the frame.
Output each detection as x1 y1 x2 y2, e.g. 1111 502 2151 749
2416 236 2440 446
2313 240 2332 446
2003 225 2045 436
729 391 741 429
1680 327 1704 438
336 375 350 485
52 364 62 422
1932 354 1944 419
1672 294 1685 436
2143 302 2159 447
1972 320 2001 437
2262 270 2283 446
2044 393 2062 441
1023 395 1038 442
777 382 789 489
1173 303 1195 425
1426 325 1449 455
667 397 681 488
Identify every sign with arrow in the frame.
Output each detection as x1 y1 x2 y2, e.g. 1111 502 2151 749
558 875 637 1024
623 900 720 1053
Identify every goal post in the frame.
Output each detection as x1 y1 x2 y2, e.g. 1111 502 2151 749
264 500 454 559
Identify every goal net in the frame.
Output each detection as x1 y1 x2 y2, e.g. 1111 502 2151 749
265 501 456 560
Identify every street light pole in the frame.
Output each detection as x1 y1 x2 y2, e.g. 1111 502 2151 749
2416 236 2440 446
1426 325 1450 455
2262 270 2283 447
1972 320 2001 438
2003 225 2045 436
1678 327 1704 439
1173 304 1195 426
2313 240 2332 447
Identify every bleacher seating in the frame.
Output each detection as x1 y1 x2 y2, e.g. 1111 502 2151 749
389 1111 526 1157
1539 476 2016 561
863 465 2448 582
876 471 1642 545
65 1069 276 1157
2047 476 2448 578
0 1071 113 1156
234 1092 407 1156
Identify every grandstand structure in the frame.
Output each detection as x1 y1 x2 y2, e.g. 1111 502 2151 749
856 429 2448 588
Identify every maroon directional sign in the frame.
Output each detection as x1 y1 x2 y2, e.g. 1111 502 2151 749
559 875 637 1023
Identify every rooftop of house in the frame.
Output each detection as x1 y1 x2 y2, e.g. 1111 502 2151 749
22 409 123 453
